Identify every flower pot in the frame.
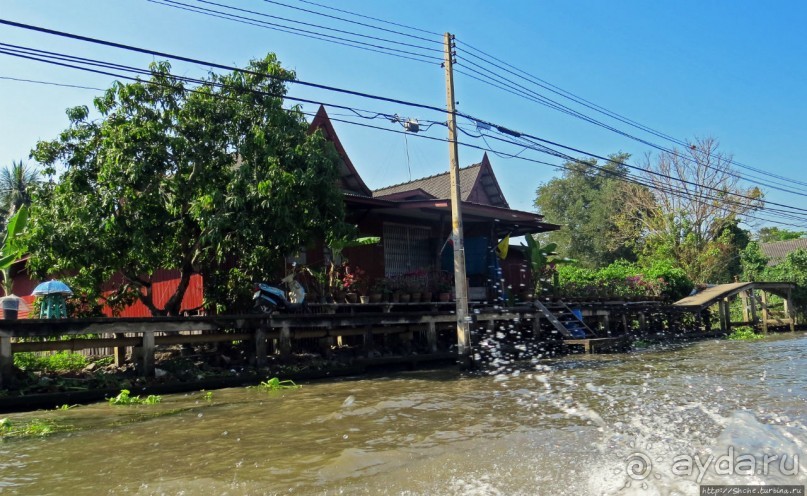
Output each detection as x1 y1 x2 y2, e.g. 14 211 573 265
391 292 401 303
369 293 382 303
421 291 433 303
345 292 358 304
438 292 451 302
360 295 370 304
399 293 411 303
410 292 421 303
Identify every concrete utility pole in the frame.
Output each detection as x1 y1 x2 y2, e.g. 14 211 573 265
443 32 471 358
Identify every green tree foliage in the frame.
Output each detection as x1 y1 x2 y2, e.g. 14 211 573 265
622 138 760 283
534 153 642 267
740 241 769 282
27 55 346 315
755 249 807 320
756 227 805 243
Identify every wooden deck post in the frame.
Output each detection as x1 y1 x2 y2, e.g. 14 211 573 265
254 327 268 367
748 289 758 328
531 314 541 337
141 331 155 377
723 298 732 333
427 320 437 353
0 335 12 387
363 326 374 351
622 313 629 335
740 291 750 323
113 333 127 367
602 313 610 336
717 302 728 334
760 290 769 334
784 288 796 332
279 323 291 356
638 312 647 335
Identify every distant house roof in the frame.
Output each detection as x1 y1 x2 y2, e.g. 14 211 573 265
372 153 509 208
760 238 807 265
308 106 373 197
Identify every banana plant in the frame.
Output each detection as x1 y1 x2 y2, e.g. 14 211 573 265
0 205 29 296
522 235 575 296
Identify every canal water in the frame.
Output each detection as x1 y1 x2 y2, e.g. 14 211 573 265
2 332 806 495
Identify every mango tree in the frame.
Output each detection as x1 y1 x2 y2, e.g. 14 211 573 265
27 55 347 315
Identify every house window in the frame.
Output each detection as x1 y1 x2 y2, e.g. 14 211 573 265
383 223 432 276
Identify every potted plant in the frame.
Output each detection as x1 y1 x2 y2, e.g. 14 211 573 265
340 264 366 303
433 271 454 302
368 279 386 303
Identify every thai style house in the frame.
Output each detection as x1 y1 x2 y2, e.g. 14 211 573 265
308 106 559 301
5 107 558 317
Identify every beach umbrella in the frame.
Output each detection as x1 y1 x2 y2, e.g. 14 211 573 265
31 279 73 296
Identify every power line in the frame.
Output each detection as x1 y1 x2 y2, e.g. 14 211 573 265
271 0 442 41
454 46 807 198
455 39 807 191
0 19 449 115
7 67 807 230
287 0 773 202
3 21 806 222
0 75 105 91
146 0 442 65
0 43 443 129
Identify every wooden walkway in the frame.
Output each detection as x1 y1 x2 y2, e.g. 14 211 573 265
673 281 797 334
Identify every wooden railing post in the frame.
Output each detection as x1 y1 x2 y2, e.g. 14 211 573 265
141 331 155 377
0 335 12 387
279 322 291 357
113 332 127 367
760 291 769 334
784 288 796 332
254 326 268 367
427 320 437 353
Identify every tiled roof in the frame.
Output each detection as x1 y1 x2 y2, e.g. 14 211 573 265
760 238 807 264
372 164 483 201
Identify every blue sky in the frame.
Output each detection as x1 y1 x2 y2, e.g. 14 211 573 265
1 0 805 229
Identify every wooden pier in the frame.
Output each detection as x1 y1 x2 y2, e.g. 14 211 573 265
0 287 799 388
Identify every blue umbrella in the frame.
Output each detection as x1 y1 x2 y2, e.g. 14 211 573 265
31 280 73 296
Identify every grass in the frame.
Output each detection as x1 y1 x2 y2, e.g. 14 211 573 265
251 377 301 391
108 389 162 406
13 351 89 372
728 326 764 341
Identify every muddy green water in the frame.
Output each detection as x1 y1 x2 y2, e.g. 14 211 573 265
2 333 806 495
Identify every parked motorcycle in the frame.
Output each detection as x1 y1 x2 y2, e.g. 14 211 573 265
252 271 308 314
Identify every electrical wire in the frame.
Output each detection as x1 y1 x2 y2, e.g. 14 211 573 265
455 39 807 191
455 48 807 198
0 43 445 131
191 0 440 54
3 21 806 224
272 0 442 41
137 0 807 193
0 19 449 114
7 68 807 230
0 75 105 91
146 0 441 65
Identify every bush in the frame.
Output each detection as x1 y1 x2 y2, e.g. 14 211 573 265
557 259 693 301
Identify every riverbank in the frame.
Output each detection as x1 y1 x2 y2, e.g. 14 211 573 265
0 345 461 413
2 332 806 495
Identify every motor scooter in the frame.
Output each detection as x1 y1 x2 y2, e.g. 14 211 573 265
252 271 307 314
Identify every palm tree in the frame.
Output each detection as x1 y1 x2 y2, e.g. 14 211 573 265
0 160 39 217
